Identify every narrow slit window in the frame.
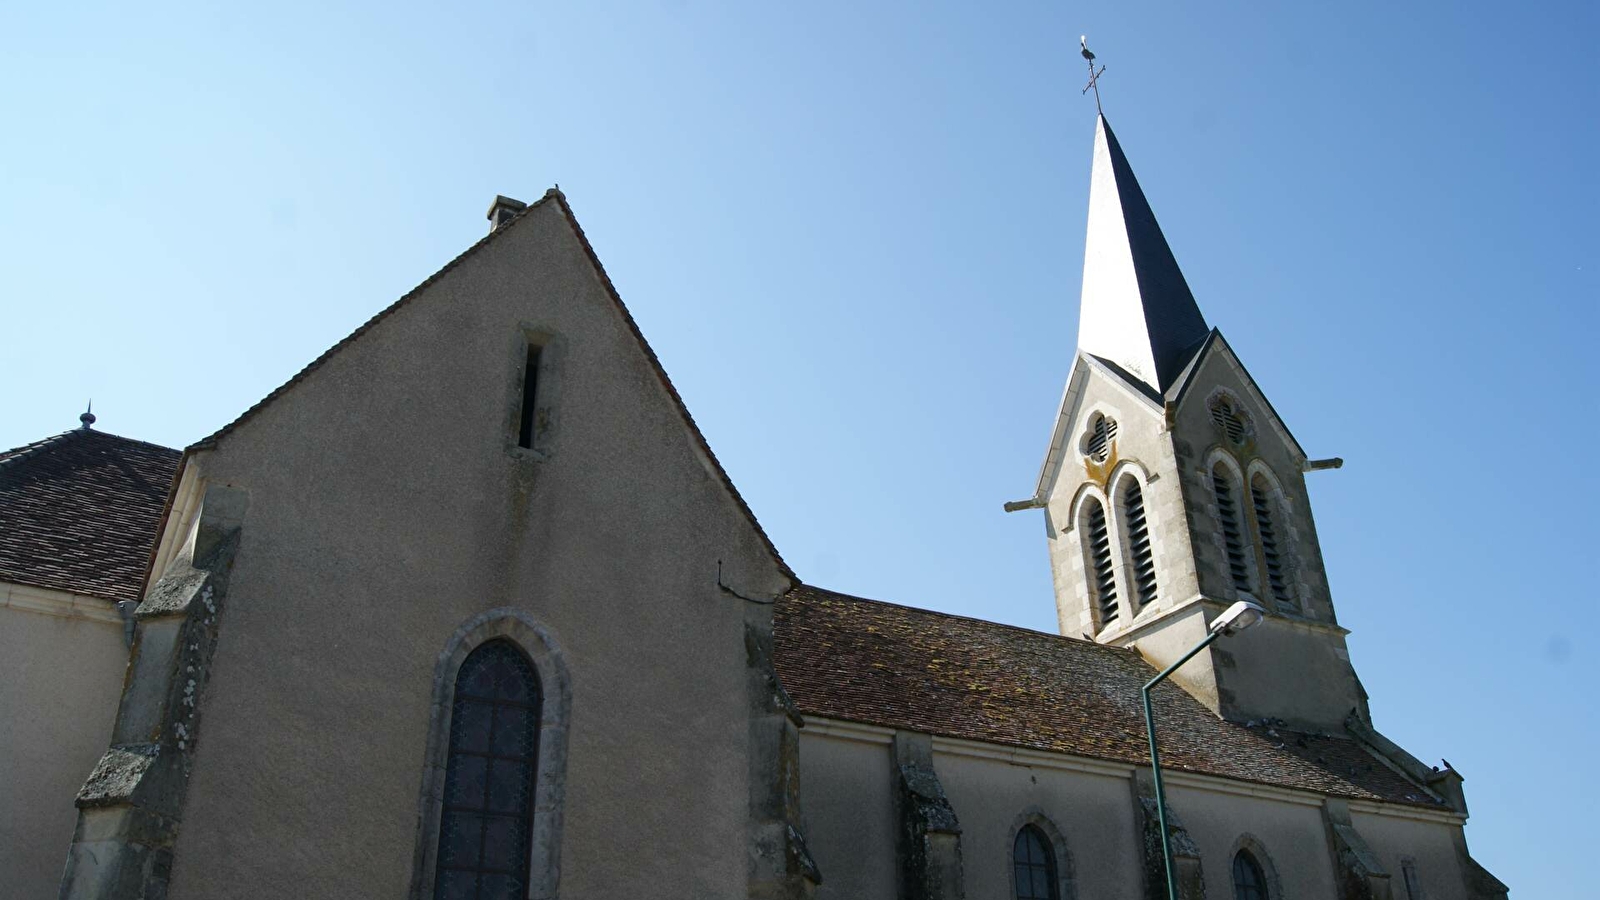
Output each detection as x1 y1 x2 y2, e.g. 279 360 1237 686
1084 498 1119 626
1121 479 1158 608
1212 465 1253 593
1250 476 1294 606
517 343 543 450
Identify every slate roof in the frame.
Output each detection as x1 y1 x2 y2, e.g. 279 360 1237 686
773 585 1442 808
0 428 181 603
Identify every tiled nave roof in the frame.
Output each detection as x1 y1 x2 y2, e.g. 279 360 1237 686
773 585 1441 808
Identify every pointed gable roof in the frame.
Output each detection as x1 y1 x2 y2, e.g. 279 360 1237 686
1076 115 1209 393
0 428 180 602
187 188 795 583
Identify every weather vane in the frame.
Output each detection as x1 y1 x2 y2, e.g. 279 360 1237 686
1080 35 1106 114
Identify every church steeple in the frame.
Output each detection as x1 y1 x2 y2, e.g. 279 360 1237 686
1033 114 1368 732
1076 115 1209 394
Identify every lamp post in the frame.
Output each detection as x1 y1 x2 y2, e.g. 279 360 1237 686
1142 600 1265 900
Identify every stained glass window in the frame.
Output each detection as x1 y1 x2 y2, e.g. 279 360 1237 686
1013 824 1059 900
1232 849 1268 900
435 641 542 900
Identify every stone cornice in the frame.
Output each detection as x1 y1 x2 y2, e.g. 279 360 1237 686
0 580 122 625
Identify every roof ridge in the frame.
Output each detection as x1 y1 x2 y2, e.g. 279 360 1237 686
791 583 1133 652
0 429 85 473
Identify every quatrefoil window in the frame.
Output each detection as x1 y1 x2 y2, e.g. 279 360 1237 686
1082 413 1118 463
1210 397 1249 446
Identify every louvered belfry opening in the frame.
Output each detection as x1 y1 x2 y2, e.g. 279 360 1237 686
1084 498 1119 625
1211 398 1247 445
1121 478 1158 608
1086 413 1118 463
1251 476 1293 606
1212 464 1253 593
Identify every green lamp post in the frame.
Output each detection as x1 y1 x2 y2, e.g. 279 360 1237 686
1142 600 1266 900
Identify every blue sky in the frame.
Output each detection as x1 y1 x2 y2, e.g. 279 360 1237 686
3 1 1594 893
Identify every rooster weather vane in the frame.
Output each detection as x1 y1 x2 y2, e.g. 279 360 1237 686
1080 35 1106 114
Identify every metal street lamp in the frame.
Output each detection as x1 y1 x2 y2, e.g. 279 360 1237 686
1142 600 1266 900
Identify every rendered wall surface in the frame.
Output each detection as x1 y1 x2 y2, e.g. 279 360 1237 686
935 749 1144 899
796 722 1476 900
157 201 790 899
1161 780 1340 899
0 602 125 900
797 731 897 900
1351 808 1473 899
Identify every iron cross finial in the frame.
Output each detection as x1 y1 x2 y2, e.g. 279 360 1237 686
1080 35 1106 114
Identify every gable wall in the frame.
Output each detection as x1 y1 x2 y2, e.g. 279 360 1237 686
1044 362 1198 642
1170 346 1366 729
160 202 789 898
1171 346 1330 618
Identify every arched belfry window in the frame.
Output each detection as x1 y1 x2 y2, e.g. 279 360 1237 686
1081 497 1119 626
1232 849 1268 900
435 641 541 900
1249 473 1294 608
1119 477 1158 609
1013 824 1060 900
1211 463 1254 594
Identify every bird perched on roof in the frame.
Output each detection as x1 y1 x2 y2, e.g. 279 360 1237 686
1080 35 1095 61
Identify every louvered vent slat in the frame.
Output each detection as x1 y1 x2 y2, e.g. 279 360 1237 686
1212 467 1253 592
1252 481 1293 605
1086 500 1118 624
1211 399 1248 445
1122 480 1158 608
1085 414 1118 463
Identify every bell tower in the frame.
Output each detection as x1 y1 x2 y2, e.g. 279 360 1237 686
1016 116 1367 732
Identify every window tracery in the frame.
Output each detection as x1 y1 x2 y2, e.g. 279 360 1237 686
1209 395 1250 446
1082 413 1118 463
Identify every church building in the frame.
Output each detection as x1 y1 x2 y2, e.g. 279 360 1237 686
0 115 1507 899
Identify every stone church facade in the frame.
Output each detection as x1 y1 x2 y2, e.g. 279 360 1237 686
0 117 1506 899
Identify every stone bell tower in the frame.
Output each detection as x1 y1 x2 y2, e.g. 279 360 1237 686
1014 115 1367 732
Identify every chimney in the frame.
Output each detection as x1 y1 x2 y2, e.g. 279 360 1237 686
487 195 528 232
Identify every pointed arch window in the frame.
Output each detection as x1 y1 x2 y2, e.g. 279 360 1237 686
1013 824 1060 900
1249 474 1294 607
435 640 542 900
1212 463 1253 594
1119 477 1158 609
1232 849 1268 900
1082 497 1119 626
